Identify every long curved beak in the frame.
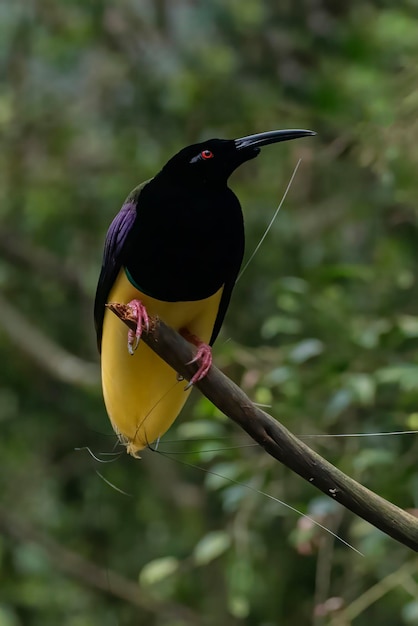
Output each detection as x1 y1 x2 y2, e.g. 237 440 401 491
235 129 316 150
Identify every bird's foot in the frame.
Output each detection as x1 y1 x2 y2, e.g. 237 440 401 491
127 299 150 354
180 329 212 389
186 344 212 388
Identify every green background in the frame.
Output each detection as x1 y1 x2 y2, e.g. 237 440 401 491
1 1 418 625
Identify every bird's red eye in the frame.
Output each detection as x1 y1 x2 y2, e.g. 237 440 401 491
201 150 214 160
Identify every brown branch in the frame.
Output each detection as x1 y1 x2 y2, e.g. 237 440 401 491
108 302 418 552
0 506 201 625
0 295 99 387
342 560 418 621
0 228 87 297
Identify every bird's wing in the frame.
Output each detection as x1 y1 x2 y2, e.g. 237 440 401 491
209 239 244 346
94 182 148 351
208 275 238 346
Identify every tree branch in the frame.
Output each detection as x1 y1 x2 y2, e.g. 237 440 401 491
107 302 418 552
0 295 99 387
0 506 201 625
0 228 87 297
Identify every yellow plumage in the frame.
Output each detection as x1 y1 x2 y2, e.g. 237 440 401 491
101 269 223 456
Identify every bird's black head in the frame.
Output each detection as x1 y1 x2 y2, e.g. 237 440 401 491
158 129 315 186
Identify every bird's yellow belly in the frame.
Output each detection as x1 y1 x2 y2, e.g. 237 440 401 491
101 269 223 456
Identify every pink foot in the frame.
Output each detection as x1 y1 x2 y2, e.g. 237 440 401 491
127 299 149 355
180 328 212 389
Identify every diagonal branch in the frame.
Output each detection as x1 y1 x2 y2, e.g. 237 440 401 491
0 228 87 297
107 302 418 552
0 506 201 625
0 294 99 387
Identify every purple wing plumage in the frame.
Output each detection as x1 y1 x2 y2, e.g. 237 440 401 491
94 201 137 351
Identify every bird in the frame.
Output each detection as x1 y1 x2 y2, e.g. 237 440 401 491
94 128 315 457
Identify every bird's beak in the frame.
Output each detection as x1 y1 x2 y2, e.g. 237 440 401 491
235 129 316 150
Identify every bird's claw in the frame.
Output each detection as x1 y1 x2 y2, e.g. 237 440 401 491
127 299 150 354
184 343 212 389
127 333 140 355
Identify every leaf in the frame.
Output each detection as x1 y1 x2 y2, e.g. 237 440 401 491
325 389 353 422
193 531 231 566
254 386 272 405
205 462 244 491
353 448 395 473
227 559 254 618
0 606 20 626
402 600 418 624
279 276 308 293
289 338 324 364
397 315 418 338
176 419 224 440
228 595 250 619
376 365 418 391
265 366 292 386
346 373 375 405
352 318 391 349
407 413 418 430
139 557 179 586
261 315 302 339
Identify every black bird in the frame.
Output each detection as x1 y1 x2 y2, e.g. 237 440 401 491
94 129 315 456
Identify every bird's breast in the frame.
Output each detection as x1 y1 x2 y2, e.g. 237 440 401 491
124 185 244 301
101 268 224 455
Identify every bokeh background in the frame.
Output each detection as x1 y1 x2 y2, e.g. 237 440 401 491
1 1 418 625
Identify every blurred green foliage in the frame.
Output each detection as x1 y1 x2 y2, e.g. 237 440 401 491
1 1 418 625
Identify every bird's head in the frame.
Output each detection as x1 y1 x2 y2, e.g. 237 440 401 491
159 129 315 185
